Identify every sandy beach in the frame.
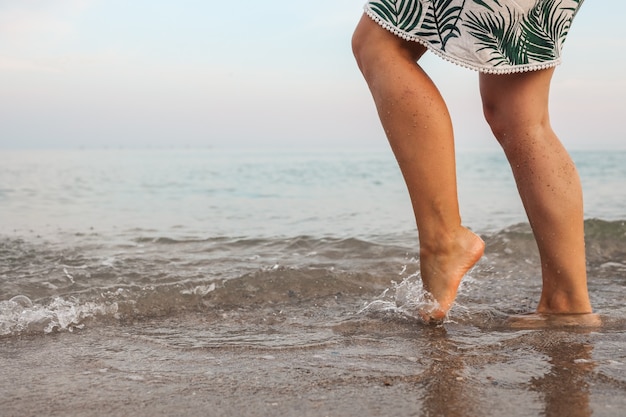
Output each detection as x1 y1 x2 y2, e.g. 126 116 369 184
2 303 625 417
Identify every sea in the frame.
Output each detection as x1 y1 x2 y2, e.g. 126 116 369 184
1 147 625 416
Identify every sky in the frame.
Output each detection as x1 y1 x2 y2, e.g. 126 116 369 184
0 0 624 150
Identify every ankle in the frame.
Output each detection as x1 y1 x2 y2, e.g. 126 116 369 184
419 226 483 257
537 289 592 314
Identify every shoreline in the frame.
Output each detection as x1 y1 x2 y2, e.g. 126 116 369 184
1 312 625 417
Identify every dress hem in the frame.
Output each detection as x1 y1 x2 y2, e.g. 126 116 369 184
364 8 561 75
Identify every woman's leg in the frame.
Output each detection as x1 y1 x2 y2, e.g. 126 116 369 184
352 15 484 320
480 68 592 314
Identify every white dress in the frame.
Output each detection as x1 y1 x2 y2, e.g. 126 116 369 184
364 0 584 74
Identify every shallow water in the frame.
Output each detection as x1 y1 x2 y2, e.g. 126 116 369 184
1 148 625 415
1 219 625 336
1 306 625 416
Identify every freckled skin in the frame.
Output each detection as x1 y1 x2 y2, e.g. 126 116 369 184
480 72 591 315
352 15 592 321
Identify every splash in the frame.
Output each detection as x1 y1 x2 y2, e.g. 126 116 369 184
359 272 443 322
0 295 118 336
358 267 482 323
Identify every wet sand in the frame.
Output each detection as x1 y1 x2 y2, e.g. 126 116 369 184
1 304 625 417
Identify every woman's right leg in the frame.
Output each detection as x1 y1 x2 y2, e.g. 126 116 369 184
480 69 592 314
352 15 484 320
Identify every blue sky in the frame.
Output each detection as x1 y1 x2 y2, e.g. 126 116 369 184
1 0 624 150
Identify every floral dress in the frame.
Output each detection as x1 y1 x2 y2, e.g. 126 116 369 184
364 0 584 74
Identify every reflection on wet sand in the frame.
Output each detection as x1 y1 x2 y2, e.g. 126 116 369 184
415 326 596 417
530 332 595 417
418 326 480 417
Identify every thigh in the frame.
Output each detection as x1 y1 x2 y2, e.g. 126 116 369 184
353 14 428 62
479 68 555 123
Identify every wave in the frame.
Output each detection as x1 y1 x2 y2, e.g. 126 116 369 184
484 219 626 264
1 219 625 337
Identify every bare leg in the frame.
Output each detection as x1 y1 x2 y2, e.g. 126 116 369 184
352 15 484 320
480 69 592 314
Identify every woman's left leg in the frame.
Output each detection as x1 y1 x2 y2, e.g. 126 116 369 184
352 15 485 320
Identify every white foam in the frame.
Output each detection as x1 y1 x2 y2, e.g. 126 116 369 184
359 274 441 321
0 296 118 336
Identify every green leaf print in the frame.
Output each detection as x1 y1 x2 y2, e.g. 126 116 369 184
368 0 424 33
470 0 501 14
464 7 526 66
463 0 579 67
418 0 467 51
365 0 583 71
520 0 571 61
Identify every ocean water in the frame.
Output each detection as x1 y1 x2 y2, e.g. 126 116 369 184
1 147 625 416
1 146 625 332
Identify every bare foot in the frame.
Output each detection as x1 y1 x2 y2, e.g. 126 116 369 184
508 313 602 329
418 227 485 322
537 290 593 315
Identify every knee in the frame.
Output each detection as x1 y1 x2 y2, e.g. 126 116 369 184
481 100 508 143
481 89 516 142
480 72 555 150
482 98 551 151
